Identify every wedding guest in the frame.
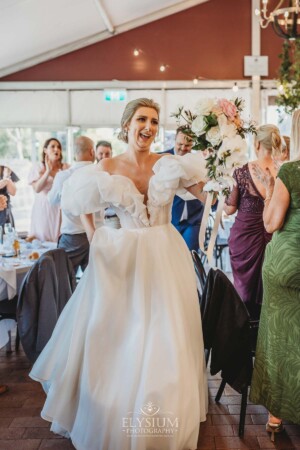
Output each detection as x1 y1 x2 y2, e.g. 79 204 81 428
30 98 208 450
164 126 205 251
0 165 18 228
92 141 120 229
95 140 112 162
0 194 8 395
250 110 300 439
224 124 281 320
48 136 97 274
28 138 69 242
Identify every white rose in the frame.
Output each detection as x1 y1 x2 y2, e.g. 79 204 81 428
216 175 236 191
203 179 223 192
225 152 248 171
194 98 215 116
217 135 247 159
215 164 232 177
217 113 227 128
217 114 237 139
206 126 221 146
220 123 237 139
191 115 206 136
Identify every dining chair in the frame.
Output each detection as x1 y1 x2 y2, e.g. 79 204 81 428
201 268 254 437
17 248 76 363
203 214 229 270
191 250 207 304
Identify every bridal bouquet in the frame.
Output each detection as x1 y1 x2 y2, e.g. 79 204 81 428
172 98 256 196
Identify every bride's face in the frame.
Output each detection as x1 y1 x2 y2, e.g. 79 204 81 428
126 107 159 151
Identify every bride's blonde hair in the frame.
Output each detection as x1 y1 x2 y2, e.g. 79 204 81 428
290 109 300 160
255 124 282 157
118 98 160 143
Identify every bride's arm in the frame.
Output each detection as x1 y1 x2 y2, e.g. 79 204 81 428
186 182 218 205
80 213 95 243
185 182 207 203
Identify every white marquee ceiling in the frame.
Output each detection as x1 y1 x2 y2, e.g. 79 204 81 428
0 0 209 78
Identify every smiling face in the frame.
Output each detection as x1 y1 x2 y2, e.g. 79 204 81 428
96 145 112 161
174 132 194 156
125 107 159 151
44 139 62 162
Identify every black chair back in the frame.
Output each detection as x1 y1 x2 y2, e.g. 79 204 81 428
191 250 207 296
201 268 255 436
17 248 76 363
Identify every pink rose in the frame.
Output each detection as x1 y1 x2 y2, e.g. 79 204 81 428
218 99 237 120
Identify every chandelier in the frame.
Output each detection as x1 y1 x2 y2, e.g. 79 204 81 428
255 0 300 39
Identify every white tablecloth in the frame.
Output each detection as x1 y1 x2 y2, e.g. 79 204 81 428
0 263 33 300
0 242 57 350
0 241 57 301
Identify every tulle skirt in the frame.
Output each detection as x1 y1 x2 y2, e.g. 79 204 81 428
30 224 208 450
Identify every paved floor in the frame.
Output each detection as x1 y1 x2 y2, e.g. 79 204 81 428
0 342 299 449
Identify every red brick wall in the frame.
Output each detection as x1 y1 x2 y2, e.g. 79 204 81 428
0 0 283 82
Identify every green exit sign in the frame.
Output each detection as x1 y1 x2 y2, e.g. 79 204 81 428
104 90 127 102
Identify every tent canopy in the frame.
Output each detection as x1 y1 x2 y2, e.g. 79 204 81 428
0 0 209 78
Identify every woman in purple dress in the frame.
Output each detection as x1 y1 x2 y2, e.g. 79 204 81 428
224 125 281 320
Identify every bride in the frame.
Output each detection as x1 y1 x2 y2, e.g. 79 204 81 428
30 98 209 450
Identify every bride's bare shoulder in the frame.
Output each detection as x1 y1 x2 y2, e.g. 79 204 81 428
152 152 172 161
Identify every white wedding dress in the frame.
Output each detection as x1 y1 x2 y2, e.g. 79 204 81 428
30 153 208 450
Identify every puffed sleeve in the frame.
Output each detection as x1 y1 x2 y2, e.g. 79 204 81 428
61 164 110 215
28 163 44 185
149 153 207 205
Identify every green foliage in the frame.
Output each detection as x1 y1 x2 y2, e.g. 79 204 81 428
204 114 218 128
276 39 300 115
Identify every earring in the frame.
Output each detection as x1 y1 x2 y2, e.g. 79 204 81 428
124 129 128 138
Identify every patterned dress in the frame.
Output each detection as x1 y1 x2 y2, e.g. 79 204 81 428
225 164 272 320
250 161 300 424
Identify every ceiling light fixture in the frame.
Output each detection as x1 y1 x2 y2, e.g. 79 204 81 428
255 0 300 39
232 82 239 92
159 65 168 72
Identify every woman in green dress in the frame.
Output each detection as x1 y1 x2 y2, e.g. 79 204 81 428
250 110 300 441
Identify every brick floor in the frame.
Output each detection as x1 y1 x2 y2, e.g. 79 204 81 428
1 342 299 449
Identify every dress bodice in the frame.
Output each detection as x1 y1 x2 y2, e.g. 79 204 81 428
225 164 264 215
62 153 207 230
